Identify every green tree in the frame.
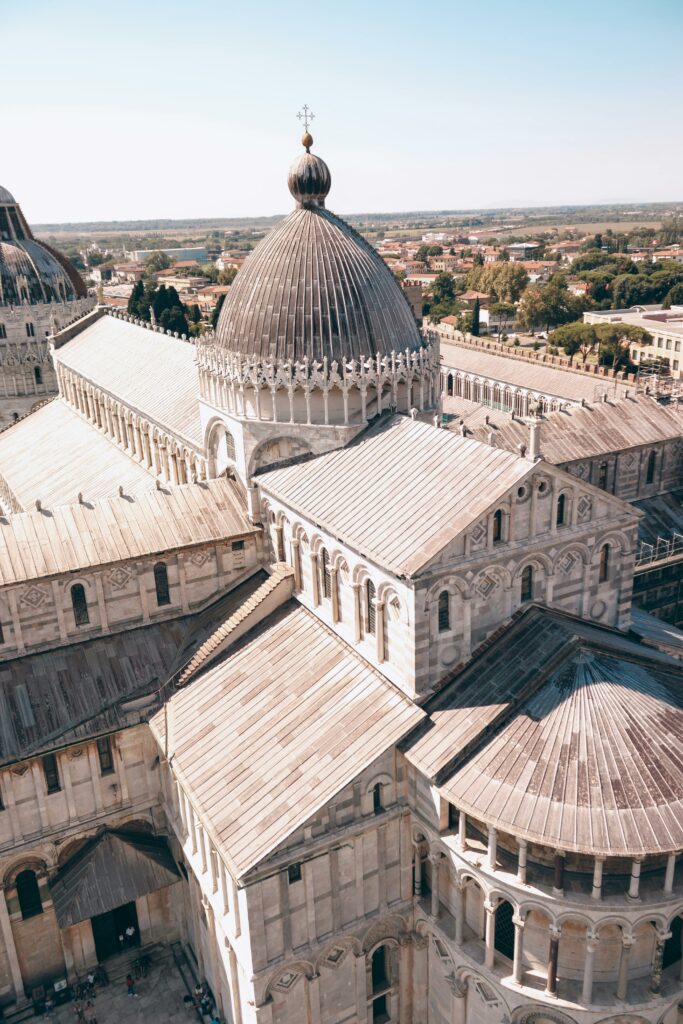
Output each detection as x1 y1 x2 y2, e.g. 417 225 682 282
211 293 226 329
415 245 431 263
127 279 146 318
664 282 683 308
548 322 597 363
428 245 443 256
427 273 459 322
659 215 682 246
516 284 545 334
537 274 586 331
471 297 480 336
489 301 516 341
144 251 173 278
188 304 202 324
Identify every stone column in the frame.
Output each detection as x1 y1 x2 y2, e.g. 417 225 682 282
274 525 284 562
450 978 467 1024
411 937 428 1024
330 568 340 623
429 854 441 919
487 826 497 871
545 924 561 997
616 933 634 1000
552 851 565 896
650 929 670 995
291 539 301 589
310 553 319 605
627 857 643 900
517 839 528 884
591 856 605 901
512 915 525 985
664 851 677 895
454 883 464 947
582 931 598 1004
352 583 362 641
458 810 467 850
484 899 496 969
375 599 385 663
306 973 322 1024
0 889 25 1003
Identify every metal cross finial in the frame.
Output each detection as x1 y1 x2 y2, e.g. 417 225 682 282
297 105 315 132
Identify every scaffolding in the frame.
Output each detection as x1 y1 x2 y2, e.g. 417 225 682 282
635 359 683 400
635 532 683 568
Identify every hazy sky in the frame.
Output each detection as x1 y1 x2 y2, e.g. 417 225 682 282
4 0 682 223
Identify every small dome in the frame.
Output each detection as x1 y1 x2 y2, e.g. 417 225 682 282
0 186 16 204
288 148 331 208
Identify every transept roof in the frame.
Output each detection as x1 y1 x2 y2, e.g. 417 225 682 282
151 601 424 878
403 605 683 857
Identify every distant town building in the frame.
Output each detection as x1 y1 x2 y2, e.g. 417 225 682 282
584 305 683 379
128 246 209 263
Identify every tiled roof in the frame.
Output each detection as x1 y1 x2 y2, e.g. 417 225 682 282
403 606 683 856
151 601 424 878
466 395 683 464
259 415 531 576
441 341 631 403
0 399 155 511
0 478 255 585
54 314 202 446
0 616 186 767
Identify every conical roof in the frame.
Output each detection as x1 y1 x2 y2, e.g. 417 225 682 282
0 187 87 306
215 135 421 363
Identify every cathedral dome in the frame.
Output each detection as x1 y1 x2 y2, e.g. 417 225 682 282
215 135 421 363
0 188 87 307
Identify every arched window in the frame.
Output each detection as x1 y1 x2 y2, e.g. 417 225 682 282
492 509 503 543
373 782 383 815
437 591 450 633
0 324 6 339
521 565 534 602
556 492 566 527
598 543 610 583
646 450 657 485
225 430 236 461
70 583 89 626
321 549 331 600
372 945 389 993
16 869 43 920
598 462 609 490
366 579 376 636
447 374 453 396
154 562 171 606
494 900 515 959
34 366 42 386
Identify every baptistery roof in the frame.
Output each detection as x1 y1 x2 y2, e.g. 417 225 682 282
215 134 422 363
0 187 87 307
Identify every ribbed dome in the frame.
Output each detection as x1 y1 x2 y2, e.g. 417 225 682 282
0 188 87 306
215 141 421 363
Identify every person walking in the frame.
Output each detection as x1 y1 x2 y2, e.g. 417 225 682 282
125 975 138 999
84 1001 97 1024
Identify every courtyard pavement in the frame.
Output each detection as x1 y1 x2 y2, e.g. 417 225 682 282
46 957 199 1024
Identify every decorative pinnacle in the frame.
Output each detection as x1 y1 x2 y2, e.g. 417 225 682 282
297 104 315 132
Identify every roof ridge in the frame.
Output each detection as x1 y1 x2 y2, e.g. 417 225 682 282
176 564 293 687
